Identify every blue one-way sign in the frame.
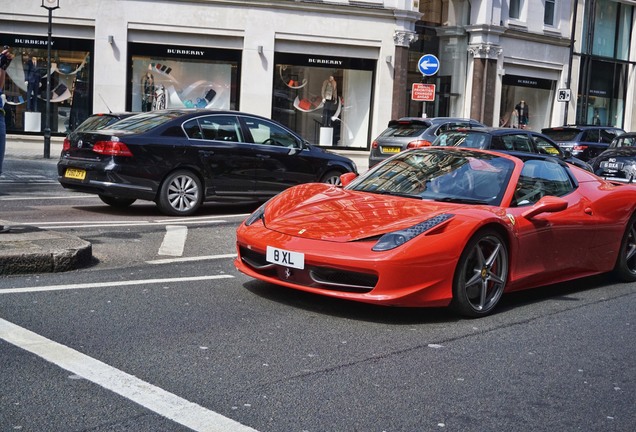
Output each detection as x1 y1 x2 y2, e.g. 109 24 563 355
418 54 440 76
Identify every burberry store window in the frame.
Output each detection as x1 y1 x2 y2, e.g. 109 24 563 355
127 43 240 113
0 34 93 134
273 53 375 148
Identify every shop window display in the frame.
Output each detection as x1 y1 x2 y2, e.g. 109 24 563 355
128 43 239 113
0 35 92 134
273 53 374 148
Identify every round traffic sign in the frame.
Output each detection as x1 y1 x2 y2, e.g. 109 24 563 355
418 54 440 76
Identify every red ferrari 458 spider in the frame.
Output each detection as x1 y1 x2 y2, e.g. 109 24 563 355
235 147 636 317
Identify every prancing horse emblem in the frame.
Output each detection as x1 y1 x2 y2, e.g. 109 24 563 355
284 268 292 279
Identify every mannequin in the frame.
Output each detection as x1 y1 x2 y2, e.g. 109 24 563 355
515 100 529 129
321 75 338 127
24 56 43 112
141 71 155 111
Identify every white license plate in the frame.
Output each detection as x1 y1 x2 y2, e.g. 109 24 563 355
601 161 623 170
266 246 305 269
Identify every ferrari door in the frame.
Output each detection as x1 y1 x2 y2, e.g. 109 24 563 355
507 159 601 287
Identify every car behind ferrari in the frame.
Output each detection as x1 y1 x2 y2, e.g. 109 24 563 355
58 109 357 216
235 147 636 317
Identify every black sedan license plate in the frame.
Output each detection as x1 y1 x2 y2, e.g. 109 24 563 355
64 168 86 180
601 161 623 170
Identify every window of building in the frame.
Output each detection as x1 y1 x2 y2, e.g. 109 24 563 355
272 53 375 149
544 0 556 26
509 0 522 19
127 43 240 113
0 34 93 135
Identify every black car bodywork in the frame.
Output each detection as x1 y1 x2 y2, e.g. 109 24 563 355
541 125 625 161
432 127 593 171
591 132 636 183
57 109 357 215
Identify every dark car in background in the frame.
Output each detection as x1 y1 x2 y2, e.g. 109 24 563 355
591 132 636 182
541 125 625 161
432 127 592 171
58 109 357 216
368 117 485 167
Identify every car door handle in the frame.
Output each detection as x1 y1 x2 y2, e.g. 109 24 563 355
257 154 271 159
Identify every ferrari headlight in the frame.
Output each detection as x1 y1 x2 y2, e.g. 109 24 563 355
372 213 454 251
244 203 267 226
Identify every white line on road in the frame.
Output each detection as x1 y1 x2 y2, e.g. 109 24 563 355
159 225 188 256
0 275 234 295
147 253 237 265
0 318 259 432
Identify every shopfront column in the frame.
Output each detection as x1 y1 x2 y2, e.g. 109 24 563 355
468 43 502 126
391 30 417 119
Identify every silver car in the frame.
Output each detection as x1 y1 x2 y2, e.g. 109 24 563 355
368 117 485 168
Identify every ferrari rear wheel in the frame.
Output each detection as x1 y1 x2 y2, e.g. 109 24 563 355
157 170 202 216
451 229 509 317
613 213 636 282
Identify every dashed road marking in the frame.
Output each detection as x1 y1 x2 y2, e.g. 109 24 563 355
158 225 188 256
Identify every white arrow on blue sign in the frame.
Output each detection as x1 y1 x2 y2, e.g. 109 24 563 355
418 54 440 76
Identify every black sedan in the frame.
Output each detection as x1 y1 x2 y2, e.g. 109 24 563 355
591 132 636 182
58 109 357 216
432 127 592 171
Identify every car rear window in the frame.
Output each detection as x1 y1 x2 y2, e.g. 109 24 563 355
541 129 580 141
381 121 430 138
109 111 184 133
436 131 489 148
75 115 120 132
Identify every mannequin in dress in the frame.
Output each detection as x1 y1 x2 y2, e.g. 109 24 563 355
141 71 155 112
25 56 43 112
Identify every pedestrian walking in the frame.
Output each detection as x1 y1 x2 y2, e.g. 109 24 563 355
0 45 15 178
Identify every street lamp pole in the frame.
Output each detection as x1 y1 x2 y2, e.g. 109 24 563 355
41 0 60 159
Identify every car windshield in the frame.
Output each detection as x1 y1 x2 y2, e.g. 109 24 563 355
610 135 636 148
434 131 489 148
347 148 515 206
380 121 430 138
542 129 579 141
107 111 186 133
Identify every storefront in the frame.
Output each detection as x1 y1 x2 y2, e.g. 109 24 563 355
0 34 93 134
272 53 376 148
126 42 241 113
499 75 556 130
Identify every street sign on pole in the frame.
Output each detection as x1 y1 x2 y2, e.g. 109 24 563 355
417 54 440 76
557 88 571 102
412 83 436 101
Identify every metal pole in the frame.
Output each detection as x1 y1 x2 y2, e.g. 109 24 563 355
43 7 52 159
564 0 579 126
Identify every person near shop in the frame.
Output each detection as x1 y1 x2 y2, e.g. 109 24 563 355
1 46 15 179
24 55 43 112
515 100 529 129
321 75 338 127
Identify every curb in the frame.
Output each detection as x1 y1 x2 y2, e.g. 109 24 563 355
0 223 93 275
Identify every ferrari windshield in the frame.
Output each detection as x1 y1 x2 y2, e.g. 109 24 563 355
348 148 515 206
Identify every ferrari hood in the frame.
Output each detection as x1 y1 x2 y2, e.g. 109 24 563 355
263 184 461 242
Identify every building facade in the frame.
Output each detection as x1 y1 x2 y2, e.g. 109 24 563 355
1 0 634 152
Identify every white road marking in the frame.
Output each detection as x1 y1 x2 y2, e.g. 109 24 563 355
0 318 259 432
0 275 234 295
148 253 237 265
159 225 188 256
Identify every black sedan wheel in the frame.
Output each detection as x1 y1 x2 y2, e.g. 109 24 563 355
613 213 636 282
321 170 342 186
98 195 137 208
157 170 202 216
451 230 508 317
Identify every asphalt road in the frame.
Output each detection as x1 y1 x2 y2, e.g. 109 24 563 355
1 157 635 431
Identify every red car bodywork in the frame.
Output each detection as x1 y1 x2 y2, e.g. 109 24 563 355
235 150 636 309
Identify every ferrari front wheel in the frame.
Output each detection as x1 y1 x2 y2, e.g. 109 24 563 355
451 230 509 317
613 213 636 282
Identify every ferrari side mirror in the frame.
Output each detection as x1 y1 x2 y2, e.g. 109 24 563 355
339 172 358 187
521 196 568 219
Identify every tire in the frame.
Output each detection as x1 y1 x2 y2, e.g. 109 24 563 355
156 170 202 216
612 213 636 282
98 195 136 208
321 170 342 186
451 229 509 317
